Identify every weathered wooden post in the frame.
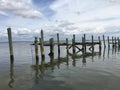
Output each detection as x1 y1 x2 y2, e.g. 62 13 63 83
112 36 114 47
34 37 39 64
57 33 60 56
57 34 60 67
103 35 106 48
107 36 110 48
117 37 119 47
40 30 45 59
7 28 14 61
66 38 69 66
66 38 69 54
118 37 120 47
91 35 94 52
72 34 76 54
49 45 54 71
49 38 54 56
98 36 101 52
84 34 86 53
82 37 85 54
39 38 44 60
115 37 117 47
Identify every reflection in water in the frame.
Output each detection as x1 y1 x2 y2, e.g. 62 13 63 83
35 63 39 84
72 54 76 67
8 58 14 88
50 55 55 71
66 52 69 67
112 47 117 55
115 47 117 54
34 58 45 84
33 49 102 72
31 45 120 89
118 47 120 52
103 47 106 61
82 54 86 67
35 52 40 84
40 59 45 79
112 47 114 55
108 47 110 58
92 50 94 62
57 54 61 69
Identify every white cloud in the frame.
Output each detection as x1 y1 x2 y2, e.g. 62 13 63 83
16 28 32 35
0 0 42 18
0 11 8 16
48 0 120 35
0 0 120 41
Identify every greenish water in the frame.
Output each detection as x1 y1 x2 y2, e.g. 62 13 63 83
0 42 120 90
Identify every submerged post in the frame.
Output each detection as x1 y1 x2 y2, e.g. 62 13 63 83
7 28 14 60
103 35 106 48
98 36 101 51
40 30 45 59
115 37 117 47
112 36 114 47
72 34 76 54
117 37 119 47
82 37 85 54
83 34 86 53
49 38 54 56
118 37 120 47
34 37 39 64
57 33 60 56
66 38 69 54
91 35 94 52
107 36 110 48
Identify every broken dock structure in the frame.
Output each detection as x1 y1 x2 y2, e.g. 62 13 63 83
32 30 103 60
6 28 120 65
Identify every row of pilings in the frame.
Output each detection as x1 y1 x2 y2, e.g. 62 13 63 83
7 28 120 64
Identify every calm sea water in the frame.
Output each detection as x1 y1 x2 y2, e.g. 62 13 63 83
0 41 120 90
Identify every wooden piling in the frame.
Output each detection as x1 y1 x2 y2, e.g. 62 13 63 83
57 33 60 66
82 37 84 53
115 37 117 47
50 50 54 71
83 34 86 53
91 35 94 52
66 38 69 66
57 33 60 56
34 37 39 64
117 37 119 47
40 30 45 59
103 35 106 48
118 37 120 47
72 34 76 54
39 38 45 60
112 36 114 47
66 38 69 54
7 28 14 60
49 38 54 56
98 36 101 51
107 36 110 48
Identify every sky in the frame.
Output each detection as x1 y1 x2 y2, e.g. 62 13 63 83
0 0 120 41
